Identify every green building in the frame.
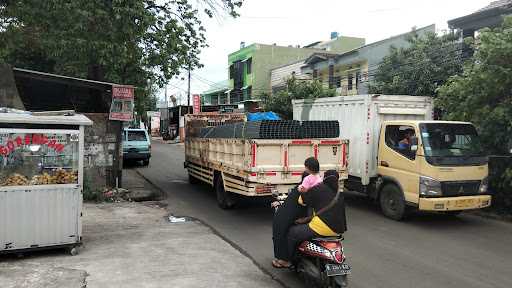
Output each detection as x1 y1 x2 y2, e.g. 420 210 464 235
227 35 365 103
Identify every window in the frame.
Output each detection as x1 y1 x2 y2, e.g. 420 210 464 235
334 76 341 88
0 131 80 186
246 58 252 74
128 131 147 142
356 72 361 89
418 123 486 166
229 65 234 79
328 65 335 89
347 74 353 90
246 86 252 99
385 125 417 160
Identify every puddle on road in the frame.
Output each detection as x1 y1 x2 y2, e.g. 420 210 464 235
168 179 188 184
167 214 195 223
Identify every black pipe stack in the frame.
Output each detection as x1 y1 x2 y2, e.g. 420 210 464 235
199 120 339 139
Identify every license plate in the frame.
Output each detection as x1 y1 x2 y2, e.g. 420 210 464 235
455 199 475 208
325 263 351 276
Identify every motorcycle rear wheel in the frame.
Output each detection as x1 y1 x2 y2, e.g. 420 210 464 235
332 275 349 287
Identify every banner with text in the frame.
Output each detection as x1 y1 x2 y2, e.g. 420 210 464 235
109 85 135 121
193 94 201 114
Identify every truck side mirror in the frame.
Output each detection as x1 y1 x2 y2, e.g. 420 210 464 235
410 136 418 152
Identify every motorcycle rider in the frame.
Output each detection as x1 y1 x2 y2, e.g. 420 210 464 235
272 169 347 269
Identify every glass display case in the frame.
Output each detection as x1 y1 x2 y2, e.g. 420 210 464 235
0 129 80 187
0 112 92 256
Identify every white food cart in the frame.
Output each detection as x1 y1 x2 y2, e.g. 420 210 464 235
0 111 92 255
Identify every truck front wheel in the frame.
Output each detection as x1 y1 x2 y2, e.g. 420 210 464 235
215 175 236 209
379 184 407 221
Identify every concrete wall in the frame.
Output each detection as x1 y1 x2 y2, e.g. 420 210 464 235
270 60 311 93
83 113 123 193
252 44 322 95
0 64 24 109
313 36 366 53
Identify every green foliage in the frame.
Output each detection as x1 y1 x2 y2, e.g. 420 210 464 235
369 31 463 97
0 0 242 114
261 77 336 119
488 157 512 215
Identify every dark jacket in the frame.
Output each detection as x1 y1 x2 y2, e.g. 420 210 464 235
301 183 347 234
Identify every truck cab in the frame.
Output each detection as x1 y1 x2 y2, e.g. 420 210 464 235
377 120 491 219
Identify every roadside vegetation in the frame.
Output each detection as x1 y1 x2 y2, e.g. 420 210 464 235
261 77 336 119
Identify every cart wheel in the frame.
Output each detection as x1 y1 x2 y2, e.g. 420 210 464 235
69 247 79 256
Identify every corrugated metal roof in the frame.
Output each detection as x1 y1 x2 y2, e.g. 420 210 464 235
477 0 512 12
202 80 229 95
0 111 93 126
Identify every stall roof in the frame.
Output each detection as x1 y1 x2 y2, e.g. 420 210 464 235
0 112 93 126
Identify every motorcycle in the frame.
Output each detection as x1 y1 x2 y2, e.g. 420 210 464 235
272 190 350 288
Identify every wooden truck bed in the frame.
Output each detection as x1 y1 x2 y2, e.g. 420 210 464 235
185 138 348 196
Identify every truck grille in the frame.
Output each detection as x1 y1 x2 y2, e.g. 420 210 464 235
441 181 481 196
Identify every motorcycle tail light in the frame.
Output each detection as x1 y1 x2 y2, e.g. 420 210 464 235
334 249 345 263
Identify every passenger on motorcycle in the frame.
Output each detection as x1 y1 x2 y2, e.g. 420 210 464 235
272 168 347 269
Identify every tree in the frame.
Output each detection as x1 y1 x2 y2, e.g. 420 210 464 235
261 77 336 119
437 16 512 156
0 0 242 116
369 31 463 97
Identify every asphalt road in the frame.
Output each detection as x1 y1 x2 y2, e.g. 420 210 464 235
134 140 512 288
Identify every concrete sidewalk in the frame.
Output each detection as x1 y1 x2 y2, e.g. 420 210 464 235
0 183 281 287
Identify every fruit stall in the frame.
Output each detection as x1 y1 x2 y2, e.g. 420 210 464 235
0 110 93 255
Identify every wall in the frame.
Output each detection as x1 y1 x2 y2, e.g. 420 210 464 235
313 36 366 52
252 44 323 96
0 64 24 109
270 60 311 93
83 113 123 194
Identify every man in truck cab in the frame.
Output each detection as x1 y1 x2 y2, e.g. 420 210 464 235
398 129 415 150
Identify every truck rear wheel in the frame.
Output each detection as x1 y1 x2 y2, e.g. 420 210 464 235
215 175 236 209
380 184 407 221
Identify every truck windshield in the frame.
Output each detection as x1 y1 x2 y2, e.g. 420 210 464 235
419 123 487 166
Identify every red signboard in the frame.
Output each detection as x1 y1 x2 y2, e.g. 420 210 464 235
193 94 201 114
112 86 134 99
109 85 135 121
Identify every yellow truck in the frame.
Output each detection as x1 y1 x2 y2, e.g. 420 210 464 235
184 113 349 209
293 95 491 220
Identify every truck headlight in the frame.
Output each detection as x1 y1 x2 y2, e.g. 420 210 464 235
420 176 442 197
479 177 489 194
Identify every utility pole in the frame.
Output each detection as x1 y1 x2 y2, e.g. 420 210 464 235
165 84 168 108
187 63 191 113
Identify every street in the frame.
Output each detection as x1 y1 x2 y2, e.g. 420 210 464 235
135 140 512 288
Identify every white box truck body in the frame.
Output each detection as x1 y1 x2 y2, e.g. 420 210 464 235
293 95 433 186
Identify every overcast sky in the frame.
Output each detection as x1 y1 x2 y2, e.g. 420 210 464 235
161 0 491 105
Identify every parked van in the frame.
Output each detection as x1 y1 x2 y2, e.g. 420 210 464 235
123 128 151 165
